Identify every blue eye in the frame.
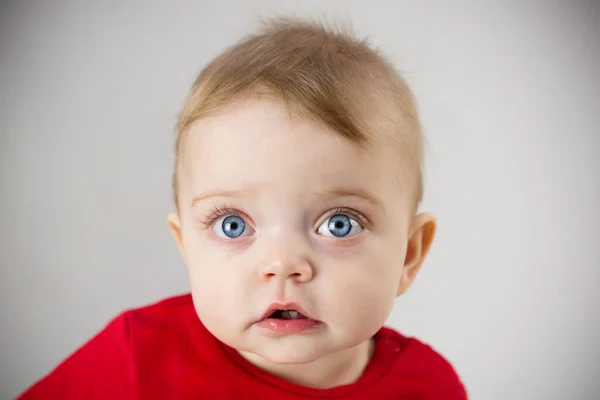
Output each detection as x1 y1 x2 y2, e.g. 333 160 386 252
213 215 248 239
318 214 363 238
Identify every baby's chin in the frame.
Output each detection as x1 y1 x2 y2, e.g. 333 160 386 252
237 341 329 365
236 332 370 366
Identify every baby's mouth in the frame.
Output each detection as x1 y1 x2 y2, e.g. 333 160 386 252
256 303 323 334
268 309 308 320
257 302 318 323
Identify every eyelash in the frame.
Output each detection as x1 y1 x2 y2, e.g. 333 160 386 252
198 203 242 229
197 204 371 231
326 208 370 230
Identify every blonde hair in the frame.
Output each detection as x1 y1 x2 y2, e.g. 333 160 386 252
173 17 424 213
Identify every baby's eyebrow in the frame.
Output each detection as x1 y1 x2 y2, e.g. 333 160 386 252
191 188 256 206
316 188 385 212
191 186 384 212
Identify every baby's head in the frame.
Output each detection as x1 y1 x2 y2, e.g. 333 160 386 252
167 18 436 369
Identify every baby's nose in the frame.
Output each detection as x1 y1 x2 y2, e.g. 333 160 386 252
259 257 314 283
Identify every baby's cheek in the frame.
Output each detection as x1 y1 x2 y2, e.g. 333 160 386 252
187 263 231 314
349 282 396 328
326 263 398 335
188 269 242 344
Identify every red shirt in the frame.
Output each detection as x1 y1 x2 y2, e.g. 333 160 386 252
18 294 467 399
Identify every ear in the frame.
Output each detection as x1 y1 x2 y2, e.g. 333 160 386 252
167 212 186 263
397 212 437 296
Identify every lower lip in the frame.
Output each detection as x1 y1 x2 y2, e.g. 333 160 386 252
255 318 323 334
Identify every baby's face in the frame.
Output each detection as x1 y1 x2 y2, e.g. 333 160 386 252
169 98 425 365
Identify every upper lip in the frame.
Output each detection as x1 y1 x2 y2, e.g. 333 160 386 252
259 302 315 321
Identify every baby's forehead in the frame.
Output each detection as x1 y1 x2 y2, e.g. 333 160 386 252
181 98 396 168
185 96 397 150
178 104 413 208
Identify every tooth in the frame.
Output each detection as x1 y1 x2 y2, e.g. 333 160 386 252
288 310 299 319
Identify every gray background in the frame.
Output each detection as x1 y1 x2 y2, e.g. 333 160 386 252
1 1 599 399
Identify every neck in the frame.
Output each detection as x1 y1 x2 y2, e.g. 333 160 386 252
238 338 375 389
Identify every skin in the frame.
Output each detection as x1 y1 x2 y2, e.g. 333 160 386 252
167 97 436 389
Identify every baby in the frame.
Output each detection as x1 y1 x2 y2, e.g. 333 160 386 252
19 18 467 399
